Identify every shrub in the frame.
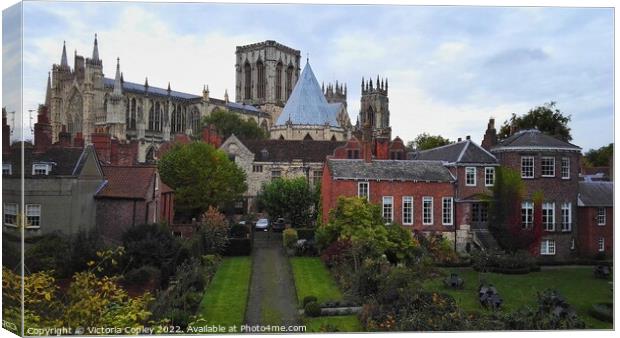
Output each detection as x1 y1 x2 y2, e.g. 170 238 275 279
283 228 298 249
320 240 352 268
472 250 537 274
296 228 316 240
502 289 585 330
229 224 250 238
224 238 252 256
24 233 71 276
303 296 318 307
199 207 231 254
124 266 161 286
304 301 322 317
590 303 613 323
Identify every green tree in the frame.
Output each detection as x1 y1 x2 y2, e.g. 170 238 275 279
584 143 613 167
407 133 452 151
203 108 268 140
498 102 572 141
257 177 318 227
158 142 247 217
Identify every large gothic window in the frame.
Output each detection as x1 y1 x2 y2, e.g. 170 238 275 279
244 62 252 100
67 92 83 135
154 102 161 132
126 100 130 126
171 105 177 134
191 107 200 135
176 104 182 132
130 98 137 129
275 62 283 101
286 65 294 99
148 101 154 130
257 60 265 99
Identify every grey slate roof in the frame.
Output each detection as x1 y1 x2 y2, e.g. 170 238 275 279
415 140 497 164
578 181 613 207
3 146 91 178
492 129 581 151
276 61 340 127
104 78 201 100
242 139 345 163
327 159 455 182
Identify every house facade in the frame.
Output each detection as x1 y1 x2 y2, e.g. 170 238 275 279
577 181 613 258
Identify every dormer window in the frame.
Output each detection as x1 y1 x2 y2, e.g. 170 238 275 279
2 163 11 175
32 163 51 176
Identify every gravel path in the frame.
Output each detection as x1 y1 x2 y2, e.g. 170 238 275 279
245 231 301 326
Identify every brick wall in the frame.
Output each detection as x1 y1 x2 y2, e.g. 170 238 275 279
95 198 148 243
577 206 613 258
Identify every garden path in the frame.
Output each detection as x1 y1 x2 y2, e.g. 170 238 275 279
245 231 301 326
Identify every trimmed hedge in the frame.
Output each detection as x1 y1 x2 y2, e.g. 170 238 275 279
590 303 613 323
304 301 322 317
224 238 252 256
283 228 298 249
303 296 318 307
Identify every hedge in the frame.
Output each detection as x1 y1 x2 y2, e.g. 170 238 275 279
223 238 252 256
296 228 316 241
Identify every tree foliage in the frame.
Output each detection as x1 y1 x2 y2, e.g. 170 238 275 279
407 133 452 151
202 108 268 140
158 142 247 216
257 177 318 228
584 143 613 167
498 102 572 141
197 207 230 255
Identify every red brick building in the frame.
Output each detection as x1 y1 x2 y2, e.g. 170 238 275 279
95 165 174 243
486 127 582 261
577 181 613 258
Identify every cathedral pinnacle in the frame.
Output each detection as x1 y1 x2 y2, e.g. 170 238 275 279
224 89 229 103
45 72 52 107
113 57 122 96
92 33 99 61
167 82 171 93
60 41 68 67
144 77 149 90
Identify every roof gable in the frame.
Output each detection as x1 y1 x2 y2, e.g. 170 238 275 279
416 140 497 164
96 165 157 199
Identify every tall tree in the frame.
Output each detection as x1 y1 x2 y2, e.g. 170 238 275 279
498 102 572 141
584 143 613 167
158 142 247 217
202 108 268 140
256 177 318 228
407 133 452 151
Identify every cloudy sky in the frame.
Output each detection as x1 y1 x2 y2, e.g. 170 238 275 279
3 1 614 151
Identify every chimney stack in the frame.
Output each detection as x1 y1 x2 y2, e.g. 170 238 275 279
481 117 498 151
34 105 53 153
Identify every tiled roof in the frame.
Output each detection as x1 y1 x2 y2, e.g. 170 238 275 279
96 165 156 199
276 62 341 127
104 78 201 100
241 139 345 163
327 159 455 182
415 140 497 164
577 181 613 207
492 129 581 151
3 146 91 178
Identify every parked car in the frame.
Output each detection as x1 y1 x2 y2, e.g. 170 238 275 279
272 217 287 232
255 218 269 231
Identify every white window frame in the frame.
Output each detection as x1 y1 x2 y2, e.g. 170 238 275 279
32 163 51 176
25 204 41 229
540 239 556 255
542 202 555 231
561 203 571 232
442 197 453 226
357 182 369 201
3 203 18 227
422 196 433 225
570 238 575 251
561 157 570 179
521 201 533 229
598 237 605 252
597 207 606 226
402 196 413 225
465 167 476 186
312 170 323 186
521 156 534 178
541 157 555 177
382 196 393 223
252 165 263 173
2 163 11 175
484 167 495 187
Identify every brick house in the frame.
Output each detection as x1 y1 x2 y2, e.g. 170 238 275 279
95 165 173 243
219 134 345 212
577 181 613 258
415 136 499 251
485 126 582 262
321 133 457 236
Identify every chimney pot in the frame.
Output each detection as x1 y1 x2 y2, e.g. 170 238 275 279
466 135 471 140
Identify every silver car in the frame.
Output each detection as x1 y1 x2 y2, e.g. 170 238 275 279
255 218 269 231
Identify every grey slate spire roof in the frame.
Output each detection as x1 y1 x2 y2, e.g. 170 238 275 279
61 41 68 67
276 61 340 127
92 34 100 61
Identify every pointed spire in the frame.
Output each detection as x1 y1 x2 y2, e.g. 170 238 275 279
369 78 373 90
45 72 52 107
361 77 365 91
120 72 124 83
224 89 229 103
376 75 380 89
113 57 122 96
322 81 325 93
144 77 149 91
92 33 99 61
167 82 171 93
385 78 388 92
60 41 68 67
344 83 347 96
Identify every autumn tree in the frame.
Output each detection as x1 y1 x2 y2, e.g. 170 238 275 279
202 108 268 140
257 177 318 228
158 142 247 218
407 133 452 151
498 102 572 141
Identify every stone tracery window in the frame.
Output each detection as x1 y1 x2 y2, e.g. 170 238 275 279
257 60 266 99
244 61 252 100
276 62 283 101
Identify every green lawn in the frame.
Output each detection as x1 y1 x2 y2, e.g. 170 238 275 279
303 315 363 332
195 257 252 328
425 267 613 329
289 257 343 305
